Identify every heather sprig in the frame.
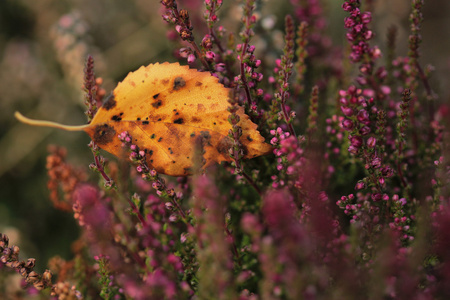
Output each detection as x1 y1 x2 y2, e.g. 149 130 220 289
82 57 114 188
0 233 82 298
273 15 297 138
161 0 211 70
235 0 261 111
294 21 308 96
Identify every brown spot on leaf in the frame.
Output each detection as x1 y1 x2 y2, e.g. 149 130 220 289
152 100 163 108
191 117 201 123
162 79 169 85
173 77 186 90
174 118 184 124
195 81 202 86
93 124 116 146
111 115 122 121
197 103 206 112
102 94 116 110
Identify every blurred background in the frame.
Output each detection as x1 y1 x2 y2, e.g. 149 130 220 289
0 0 449 276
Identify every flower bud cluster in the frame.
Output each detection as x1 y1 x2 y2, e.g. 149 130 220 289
342 0 378 64
1 233 80 297
161 1 194 42
269 127 304 189
235 43 263 90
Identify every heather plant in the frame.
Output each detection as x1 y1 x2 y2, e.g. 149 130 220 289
1 0 450 299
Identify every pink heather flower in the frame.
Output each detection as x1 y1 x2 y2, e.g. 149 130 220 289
367 136 376 148
359 126 371 135
187 54 196 64
342 119 354 131
355 181 365 190
350 136 363 148
205 51 215 60
341 106 354 116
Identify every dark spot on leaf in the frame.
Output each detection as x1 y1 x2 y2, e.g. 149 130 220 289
174 118 184 124
102 94 116 110
175 112 179 115
190 133 195 137
111 115 122 121
151 134 155 139
152 100 162 108
149 150 153 156
172 160 176 163
195 81 202 86
157 118 162 121
173 77 186 90
93 124 116 145
168 147 173 154
146 117 149 120
119 112 124 116
153 93 160 99
213 122 216 125
150 159 153 163
137 117 141 121
247 135 253 141
142 121 149 125
158 137 163 142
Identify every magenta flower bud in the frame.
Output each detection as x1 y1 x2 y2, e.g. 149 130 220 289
359 125 371 135
350 135 363 148
371 157 382 169
381 166 393 177
356 76 367 85
355 181 365 190
348 145 359 155
364 30 373 40
361 12 372 23
344 17 355 28
187 54 196 64
205 51 215 60
380 85 391 95
342 118 354 131
341 106 354 117
357 109 369 123
215 63 226 72
367 136 376 148
247 45 256 53
342 3 352 11
371 193 382 202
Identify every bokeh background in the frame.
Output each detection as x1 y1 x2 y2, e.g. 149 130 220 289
0 0 449 277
